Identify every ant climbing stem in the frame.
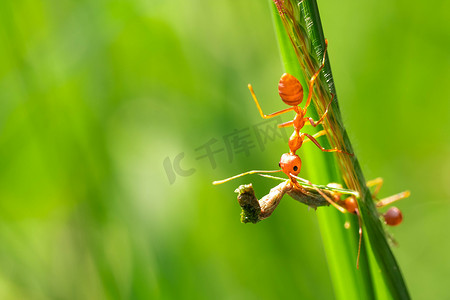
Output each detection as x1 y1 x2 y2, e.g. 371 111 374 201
247 39 352 157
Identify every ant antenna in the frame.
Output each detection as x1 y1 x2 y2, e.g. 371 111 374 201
213 170 281 185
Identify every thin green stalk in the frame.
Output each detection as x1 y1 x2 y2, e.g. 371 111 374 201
270 1 409 299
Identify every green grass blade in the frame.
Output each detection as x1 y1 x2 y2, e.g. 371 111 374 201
270 1 410 299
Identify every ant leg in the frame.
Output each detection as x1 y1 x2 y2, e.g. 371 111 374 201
366 177 410 207
278 120 294 128
376 191 410 208
306 93 334 127
302 130 326 143
212 170 281 185
304 133 353 156
248 84 295 119
366 177 383 199
290 174 346 213
303 39 328 112
314 186 347 213
354 208 363 269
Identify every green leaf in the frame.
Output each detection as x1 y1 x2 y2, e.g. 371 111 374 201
270 0 410 299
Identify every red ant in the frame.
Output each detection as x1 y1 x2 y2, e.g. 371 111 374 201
248 39 352 181
214 40 350 198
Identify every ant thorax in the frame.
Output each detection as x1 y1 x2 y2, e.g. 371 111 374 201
288 131 304 155
292 110 306 129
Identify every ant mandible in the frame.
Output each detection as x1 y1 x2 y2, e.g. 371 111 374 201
248 40 352 181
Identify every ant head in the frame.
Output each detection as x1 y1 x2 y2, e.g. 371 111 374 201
278 73 304 106
383 207 403 226
279 153 302 177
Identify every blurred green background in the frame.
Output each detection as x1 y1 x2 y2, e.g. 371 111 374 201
0 0 449 299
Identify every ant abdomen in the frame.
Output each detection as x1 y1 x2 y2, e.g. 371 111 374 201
278 73 303 106
383 207 403 226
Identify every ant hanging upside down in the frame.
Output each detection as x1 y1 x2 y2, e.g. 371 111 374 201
214 39 350 189
248 39 352 182
213 39 363 222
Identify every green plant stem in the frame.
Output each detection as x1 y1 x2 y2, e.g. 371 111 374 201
270 1 410 299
